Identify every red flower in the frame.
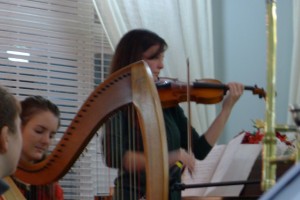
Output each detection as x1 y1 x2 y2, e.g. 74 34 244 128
241 130 293 146
242 131 264 144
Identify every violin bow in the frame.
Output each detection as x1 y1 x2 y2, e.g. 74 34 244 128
186 58 192 155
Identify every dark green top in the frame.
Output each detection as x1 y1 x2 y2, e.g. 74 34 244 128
0 180 9 195
104 105 212 200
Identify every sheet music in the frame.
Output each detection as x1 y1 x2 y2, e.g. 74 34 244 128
181 133 262 197
181 145 226 196
205 144 261 196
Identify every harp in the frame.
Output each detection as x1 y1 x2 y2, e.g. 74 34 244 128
14 60 169 200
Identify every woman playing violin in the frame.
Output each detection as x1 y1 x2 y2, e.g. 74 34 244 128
105 28 244 200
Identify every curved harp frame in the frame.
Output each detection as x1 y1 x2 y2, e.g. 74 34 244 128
15 60 169 200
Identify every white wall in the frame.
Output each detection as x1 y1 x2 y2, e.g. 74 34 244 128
212 0 293 143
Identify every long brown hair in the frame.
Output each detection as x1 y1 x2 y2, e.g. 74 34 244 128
20 95 60 128
110 29 168 73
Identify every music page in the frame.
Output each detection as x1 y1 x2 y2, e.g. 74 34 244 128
204 143 261 196
181 133 261 197
181 145 226 196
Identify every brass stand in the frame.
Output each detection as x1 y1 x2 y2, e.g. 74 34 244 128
262 0 278 191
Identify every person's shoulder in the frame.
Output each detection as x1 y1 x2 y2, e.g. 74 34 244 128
163 105 185 117
163 105 182 111
166 105 185 113
0 179 9 195
54 182 64 199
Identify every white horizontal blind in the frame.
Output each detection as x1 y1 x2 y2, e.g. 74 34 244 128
0 0 115 199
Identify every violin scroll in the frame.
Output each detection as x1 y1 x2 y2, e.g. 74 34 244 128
247 85 266 100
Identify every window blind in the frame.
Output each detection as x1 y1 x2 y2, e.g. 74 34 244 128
0 0 115 199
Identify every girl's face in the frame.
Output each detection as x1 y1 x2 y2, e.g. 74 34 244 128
21 110 59 163
142 44 164 81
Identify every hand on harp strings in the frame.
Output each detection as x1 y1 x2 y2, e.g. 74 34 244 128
156 77 266 108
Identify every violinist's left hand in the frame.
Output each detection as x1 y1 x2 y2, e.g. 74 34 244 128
204 82 244 146
222 82 244 110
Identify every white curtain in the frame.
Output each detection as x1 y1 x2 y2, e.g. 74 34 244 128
92 0 216 133
288 0 300 123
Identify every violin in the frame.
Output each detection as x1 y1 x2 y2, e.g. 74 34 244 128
156 77 266 108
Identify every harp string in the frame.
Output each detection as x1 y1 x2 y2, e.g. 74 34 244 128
103 105 146 200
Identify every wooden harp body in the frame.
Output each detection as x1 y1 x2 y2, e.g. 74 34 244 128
14 60 169 200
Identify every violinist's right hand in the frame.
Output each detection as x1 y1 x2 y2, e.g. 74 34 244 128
169 148 195 174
